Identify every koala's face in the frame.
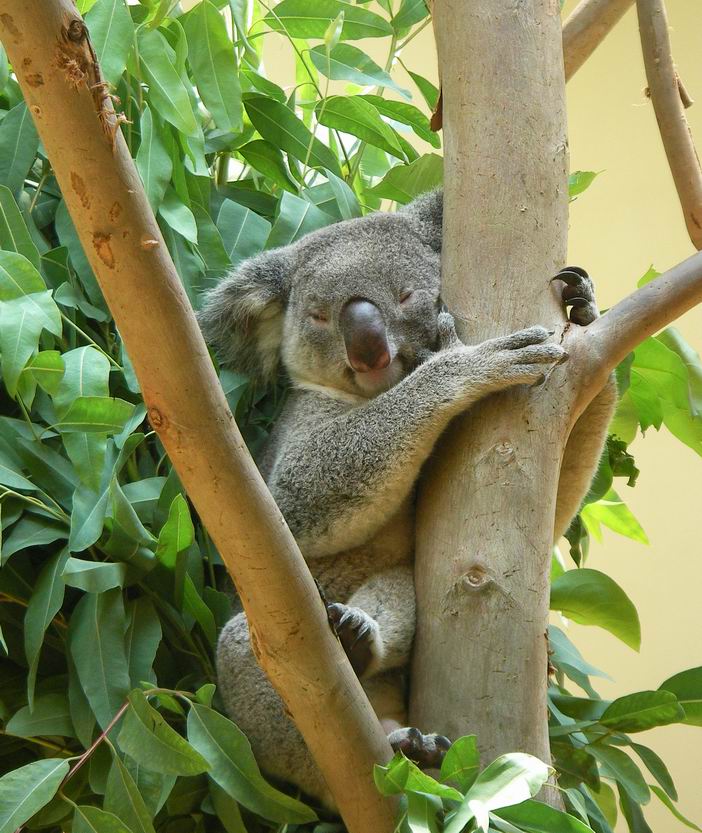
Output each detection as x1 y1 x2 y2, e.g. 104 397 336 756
280 213 441 397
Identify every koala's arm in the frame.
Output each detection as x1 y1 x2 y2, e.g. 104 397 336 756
268 323 565 558
553 376 618 541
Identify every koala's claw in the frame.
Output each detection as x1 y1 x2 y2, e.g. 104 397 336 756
388 727 452 769
553 266 599 326
327 603 379 678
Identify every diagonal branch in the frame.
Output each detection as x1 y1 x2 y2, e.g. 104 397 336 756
0 4 396 831
563 0 635 81
637 0 702 249
571 250 702 399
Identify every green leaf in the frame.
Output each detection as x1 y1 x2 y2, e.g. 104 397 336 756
0 758 70 833
6 692 74 738
68 588 131 729
265 0 393 40
183 0 243 132
55 201 104 306
124 597 161 687
57 396 135 434
0 102 39 195
659 666 702 726
1 515 67 565
136 106 173 213
392 0 429 32
598 690 684 733
630 743 677 801
358 95 440 147
183 574 217 644
24 548 70 709
309 44 410 98
85 0 135 86
209 781 249 833
110 477 156 547
266 191 335 247
137 29 199 136
216 199 271 266
0 185 41 268
104 753 157 833
238 140 297 192
0 248 47 300
495 799 595 833
69 484 109 553
73 805 135 833
316 96 405 158
550 568 641 650
650 785 702 831
62 557 128 592
244 95 341 175
374 755 463 800
445 753 551 833
25 350 65 394
159 186 198 243
186 702 317 823
440 734 480 792
406 68 439 109
407 792 442 833
568 171 599 199
118 689 210 776
657 328 702 417
156 494 194 567
588 745 649 805
322 168 362 219
581 490 648 545
367 153 443 203
0 292 62 397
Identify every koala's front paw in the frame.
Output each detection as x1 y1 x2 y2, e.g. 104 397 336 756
436 310 462 351
327 603 382 678
553 266 599 326
480 326 567 388
388 727 452 769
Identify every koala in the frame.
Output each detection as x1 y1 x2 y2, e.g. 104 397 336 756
198 190 617 805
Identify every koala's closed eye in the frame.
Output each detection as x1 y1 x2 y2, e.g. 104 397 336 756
400 289 414 303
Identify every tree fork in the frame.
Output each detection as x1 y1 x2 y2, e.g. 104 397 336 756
0 4 396 831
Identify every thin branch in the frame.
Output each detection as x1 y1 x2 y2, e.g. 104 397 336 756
563 0 634 81
637 0 702 250
0 5 396 831
574 249 702 394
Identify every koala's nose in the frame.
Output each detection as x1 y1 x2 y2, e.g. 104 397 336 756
340 298 392 373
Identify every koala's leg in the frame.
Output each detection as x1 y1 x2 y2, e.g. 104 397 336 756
552 267 618 540
554 378 618 541
327 565 415 678
216 613 330 805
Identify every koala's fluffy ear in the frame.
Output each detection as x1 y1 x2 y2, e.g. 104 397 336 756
198 249 292 384
399 188 443 253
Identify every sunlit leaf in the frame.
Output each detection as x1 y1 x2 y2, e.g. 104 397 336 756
265 0 393 40
85 0 134 86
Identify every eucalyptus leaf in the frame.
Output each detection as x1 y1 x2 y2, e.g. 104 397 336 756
0 102 39 195
85 0 135 86
265 0 393 40
0 758 70 833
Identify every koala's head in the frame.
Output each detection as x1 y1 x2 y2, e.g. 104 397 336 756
198 190 442 398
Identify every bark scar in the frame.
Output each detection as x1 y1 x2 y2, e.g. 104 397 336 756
92 232 115 268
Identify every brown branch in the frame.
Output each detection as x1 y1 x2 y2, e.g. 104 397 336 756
0 4 396 831
570 249 702 402
563 0 635 81
637 0 702 250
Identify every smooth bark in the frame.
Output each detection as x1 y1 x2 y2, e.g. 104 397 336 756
637 0 702 250
410 0 571 774
0 4 396 831
563 0 635 80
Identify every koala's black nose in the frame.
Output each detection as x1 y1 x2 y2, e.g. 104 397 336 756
340 298 392 373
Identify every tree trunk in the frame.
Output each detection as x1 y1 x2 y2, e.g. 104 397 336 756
410 0 571 773
0 5 396 831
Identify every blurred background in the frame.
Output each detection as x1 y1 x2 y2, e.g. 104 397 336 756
263 1 702 827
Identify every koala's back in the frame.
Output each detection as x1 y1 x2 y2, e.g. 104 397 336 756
260 387 415 603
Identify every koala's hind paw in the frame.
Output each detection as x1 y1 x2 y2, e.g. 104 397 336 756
388 727 452 769
553 266 599 326
327 603 382 677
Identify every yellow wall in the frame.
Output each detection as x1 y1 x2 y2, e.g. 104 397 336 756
265 3 702 827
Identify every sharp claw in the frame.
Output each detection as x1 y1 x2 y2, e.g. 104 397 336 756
565 296 591 307
436 735 452 751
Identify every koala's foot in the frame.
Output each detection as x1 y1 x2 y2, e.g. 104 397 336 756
327 602 382 677
388 727 452 769
553 266 599 326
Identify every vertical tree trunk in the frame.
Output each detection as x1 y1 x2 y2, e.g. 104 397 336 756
410 0 570 772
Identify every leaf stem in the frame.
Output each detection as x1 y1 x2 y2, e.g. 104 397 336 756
60 313 123 370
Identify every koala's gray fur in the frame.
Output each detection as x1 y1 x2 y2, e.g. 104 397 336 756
199 191 617 805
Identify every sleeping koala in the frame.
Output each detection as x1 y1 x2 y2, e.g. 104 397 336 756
198 190 616 804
